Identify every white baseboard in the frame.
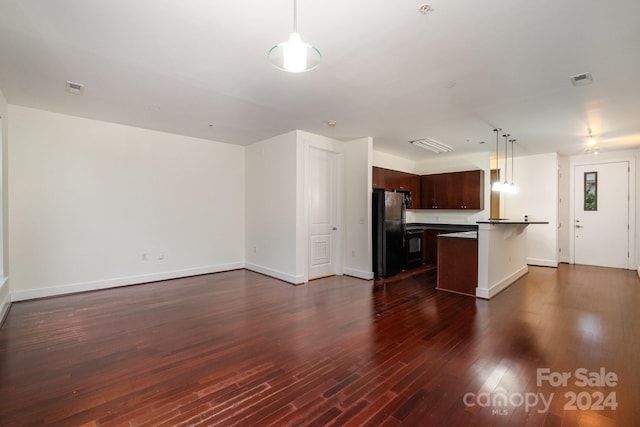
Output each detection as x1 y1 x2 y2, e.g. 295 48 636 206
527 258 559 268
559 255 571 264
476 265 528 299
10 263 245 302
0 276 10 326
343 268 374 280
244 263 305 285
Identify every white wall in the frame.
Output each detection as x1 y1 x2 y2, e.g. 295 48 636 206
503 153 559 267
0 89 9 321
8 106 245 300
245 131 302 283
411 152 492 224
372 150 415 173
246 131 370 283
344 137 373 279
566 149 639 271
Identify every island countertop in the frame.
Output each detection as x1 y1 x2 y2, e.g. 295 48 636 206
476 220 549 225
438 231 478 239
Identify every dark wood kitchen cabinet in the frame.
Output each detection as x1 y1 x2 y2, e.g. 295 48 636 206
420 170 484 210
371 167 421 209
372 166 386 189
437 234 478 296
408 175 421 209
423 228 460 263
420 173 453 209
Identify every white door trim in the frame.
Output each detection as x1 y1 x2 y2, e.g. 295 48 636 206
568 153 637 269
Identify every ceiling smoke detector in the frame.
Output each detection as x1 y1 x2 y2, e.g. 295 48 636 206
65 81 84 95
570 72 593 86
419 4 433 14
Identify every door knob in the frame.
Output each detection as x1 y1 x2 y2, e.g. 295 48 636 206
575 225 584 228
332 227 337 230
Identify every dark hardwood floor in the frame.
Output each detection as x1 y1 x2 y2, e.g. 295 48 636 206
0 265 638 426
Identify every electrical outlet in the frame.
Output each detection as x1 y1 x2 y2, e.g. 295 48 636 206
352 250 356 257
158 253 165 260
141 253 147 261
253 246 257 253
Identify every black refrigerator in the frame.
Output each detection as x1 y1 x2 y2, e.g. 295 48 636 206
372 189 406 278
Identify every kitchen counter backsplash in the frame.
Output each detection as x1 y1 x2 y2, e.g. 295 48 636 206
405 209 485 225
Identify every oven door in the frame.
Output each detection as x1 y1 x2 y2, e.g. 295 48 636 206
406 230 423 268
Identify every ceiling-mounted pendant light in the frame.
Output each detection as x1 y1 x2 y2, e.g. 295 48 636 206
587 128 597 147
492 128 502 191
585 128 600 154
268 0 321 72
507 138 518 194
501 133 511 192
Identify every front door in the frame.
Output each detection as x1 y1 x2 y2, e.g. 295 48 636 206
574 161 629 269
308 146 339 279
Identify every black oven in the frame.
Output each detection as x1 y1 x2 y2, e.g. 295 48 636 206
406 229 423 269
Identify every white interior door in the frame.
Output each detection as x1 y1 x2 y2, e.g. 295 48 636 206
308 147 339 279
574 161 629 268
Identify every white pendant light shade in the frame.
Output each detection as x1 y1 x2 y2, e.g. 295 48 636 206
268 0 321 73
268 32 321 72
492 181 503 192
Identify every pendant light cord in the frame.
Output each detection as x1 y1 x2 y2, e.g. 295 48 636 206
503 133 510 182
293 0 297 32
493 128 501 182
510 139 516 183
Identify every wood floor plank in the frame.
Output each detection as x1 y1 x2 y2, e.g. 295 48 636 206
0 265 638 426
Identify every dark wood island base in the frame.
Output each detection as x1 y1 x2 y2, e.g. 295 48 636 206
436 231 478 296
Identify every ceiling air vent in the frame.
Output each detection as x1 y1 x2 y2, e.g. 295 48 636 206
570 72 593 86
66 81 85 95
410 138 454 153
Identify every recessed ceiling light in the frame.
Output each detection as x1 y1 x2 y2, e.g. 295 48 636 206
322 120 337 127
65 81 84 96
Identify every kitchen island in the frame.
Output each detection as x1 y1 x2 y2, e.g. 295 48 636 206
475 220 549 299
436 231 478 296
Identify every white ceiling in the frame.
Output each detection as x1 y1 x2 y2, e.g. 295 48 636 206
1 0 639 159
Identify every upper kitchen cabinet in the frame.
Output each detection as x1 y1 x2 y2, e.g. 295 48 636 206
408 175 421 209
460 170 484 210
421 173 453 209
372 166 386 189
371 167 421 209
421 170 484 210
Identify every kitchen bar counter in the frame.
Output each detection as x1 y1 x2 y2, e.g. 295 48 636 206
475 219 548 299
476 220 549 225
